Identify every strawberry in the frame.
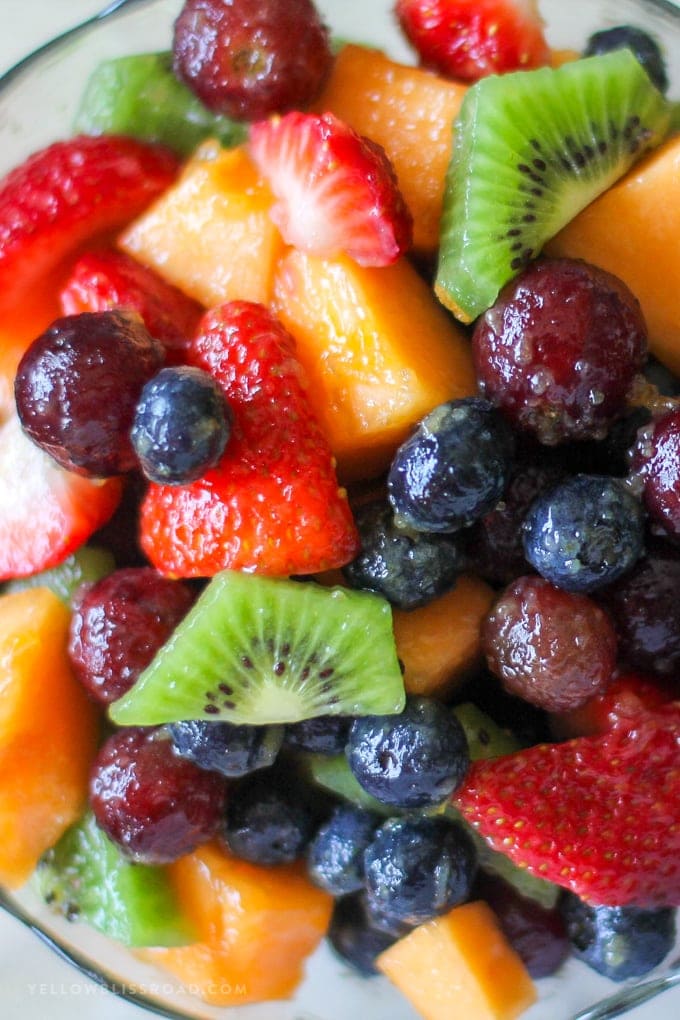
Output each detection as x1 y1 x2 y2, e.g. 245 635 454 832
0 412 122 581
453 705 680 907
0 135 179 314
550 670 677 740
140 300 359 577
395 0 551 82
60 250 203 365
248 111 413 267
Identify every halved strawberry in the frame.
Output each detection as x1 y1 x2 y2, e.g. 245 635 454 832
454 705 680 907
60 250 203 365
0 412 122 581
550 670 677 740
248 111 413 267
0 135 179 315
140 301 359 577
395 0 551 81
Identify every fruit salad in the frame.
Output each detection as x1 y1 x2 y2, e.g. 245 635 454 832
2 1 680 1019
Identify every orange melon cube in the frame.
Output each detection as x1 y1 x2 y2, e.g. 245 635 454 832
313 45 467 252
272 249 476 482
377 900 537 1020
0 587 100 888
119 142 285 307
547 134 680 377
393 574 496 699
139 843 333 1006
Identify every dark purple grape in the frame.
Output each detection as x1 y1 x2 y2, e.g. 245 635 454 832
14 310 164 476
472 258 647 444
173 0 333 120
475 872 570 979
596 538 680 678
466 445 566 585
89 727 227 864
68 567 195 705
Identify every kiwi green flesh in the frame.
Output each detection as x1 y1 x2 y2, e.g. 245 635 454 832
5 545 114 606
109 570 406 727
299 752 395 816
451 702 523 760
34 813 194 948
74 53 247 157
435 49 672 323
448 704 560 908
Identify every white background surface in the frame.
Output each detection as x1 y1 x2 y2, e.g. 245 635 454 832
1 3 680 1020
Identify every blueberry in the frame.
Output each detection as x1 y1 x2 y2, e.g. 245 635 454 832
561 893 676 981
522 474 645 592
342 500 464 610
387 398 515 533
222 771 314 865
168 719 283 777
363 816 477 926
584 25 668 92
347 696 470 809
307 805 380 896
131 366 231 484
284 715 352 756
327 894 397 976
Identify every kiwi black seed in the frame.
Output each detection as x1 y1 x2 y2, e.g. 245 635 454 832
435 49 671 324
35 812 194 947
109 570 406 727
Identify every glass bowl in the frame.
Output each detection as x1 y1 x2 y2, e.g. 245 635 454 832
1 1 680 1019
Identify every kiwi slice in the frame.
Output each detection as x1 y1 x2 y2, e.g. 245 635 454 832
74 53 247 157
299 752 394 816
34 813 194 948
435 49 672 323
451 702 523 761
109 570 405 727
6 545 114 606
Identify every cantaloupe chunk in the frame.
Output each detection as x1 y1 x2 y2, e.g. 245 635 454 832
0 587 100 888
119 141 285 307
139 843 333 1006
313 45 467 253
272 249 476 482
377 900 537 1020
393 574 496 699
547 134 680 376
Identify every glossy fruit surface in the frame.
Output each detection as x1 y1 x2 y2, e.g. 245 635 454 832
342 500 464 610
15 310 165 476
140 301 359 576
596 539 680 677
249 111 413 267
387 398 515 533
68 567 195 705
483 575 617 711
131 366 232 484
395 0 550 81
0 134 178 315
472 258 648 444
561 893 676 980
632 408 680 541
60 249 202 366
89 727 227 864
363 816 477 925
454 705 680 906
522 474 645 592
347 696 470 808
173 0 332 119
